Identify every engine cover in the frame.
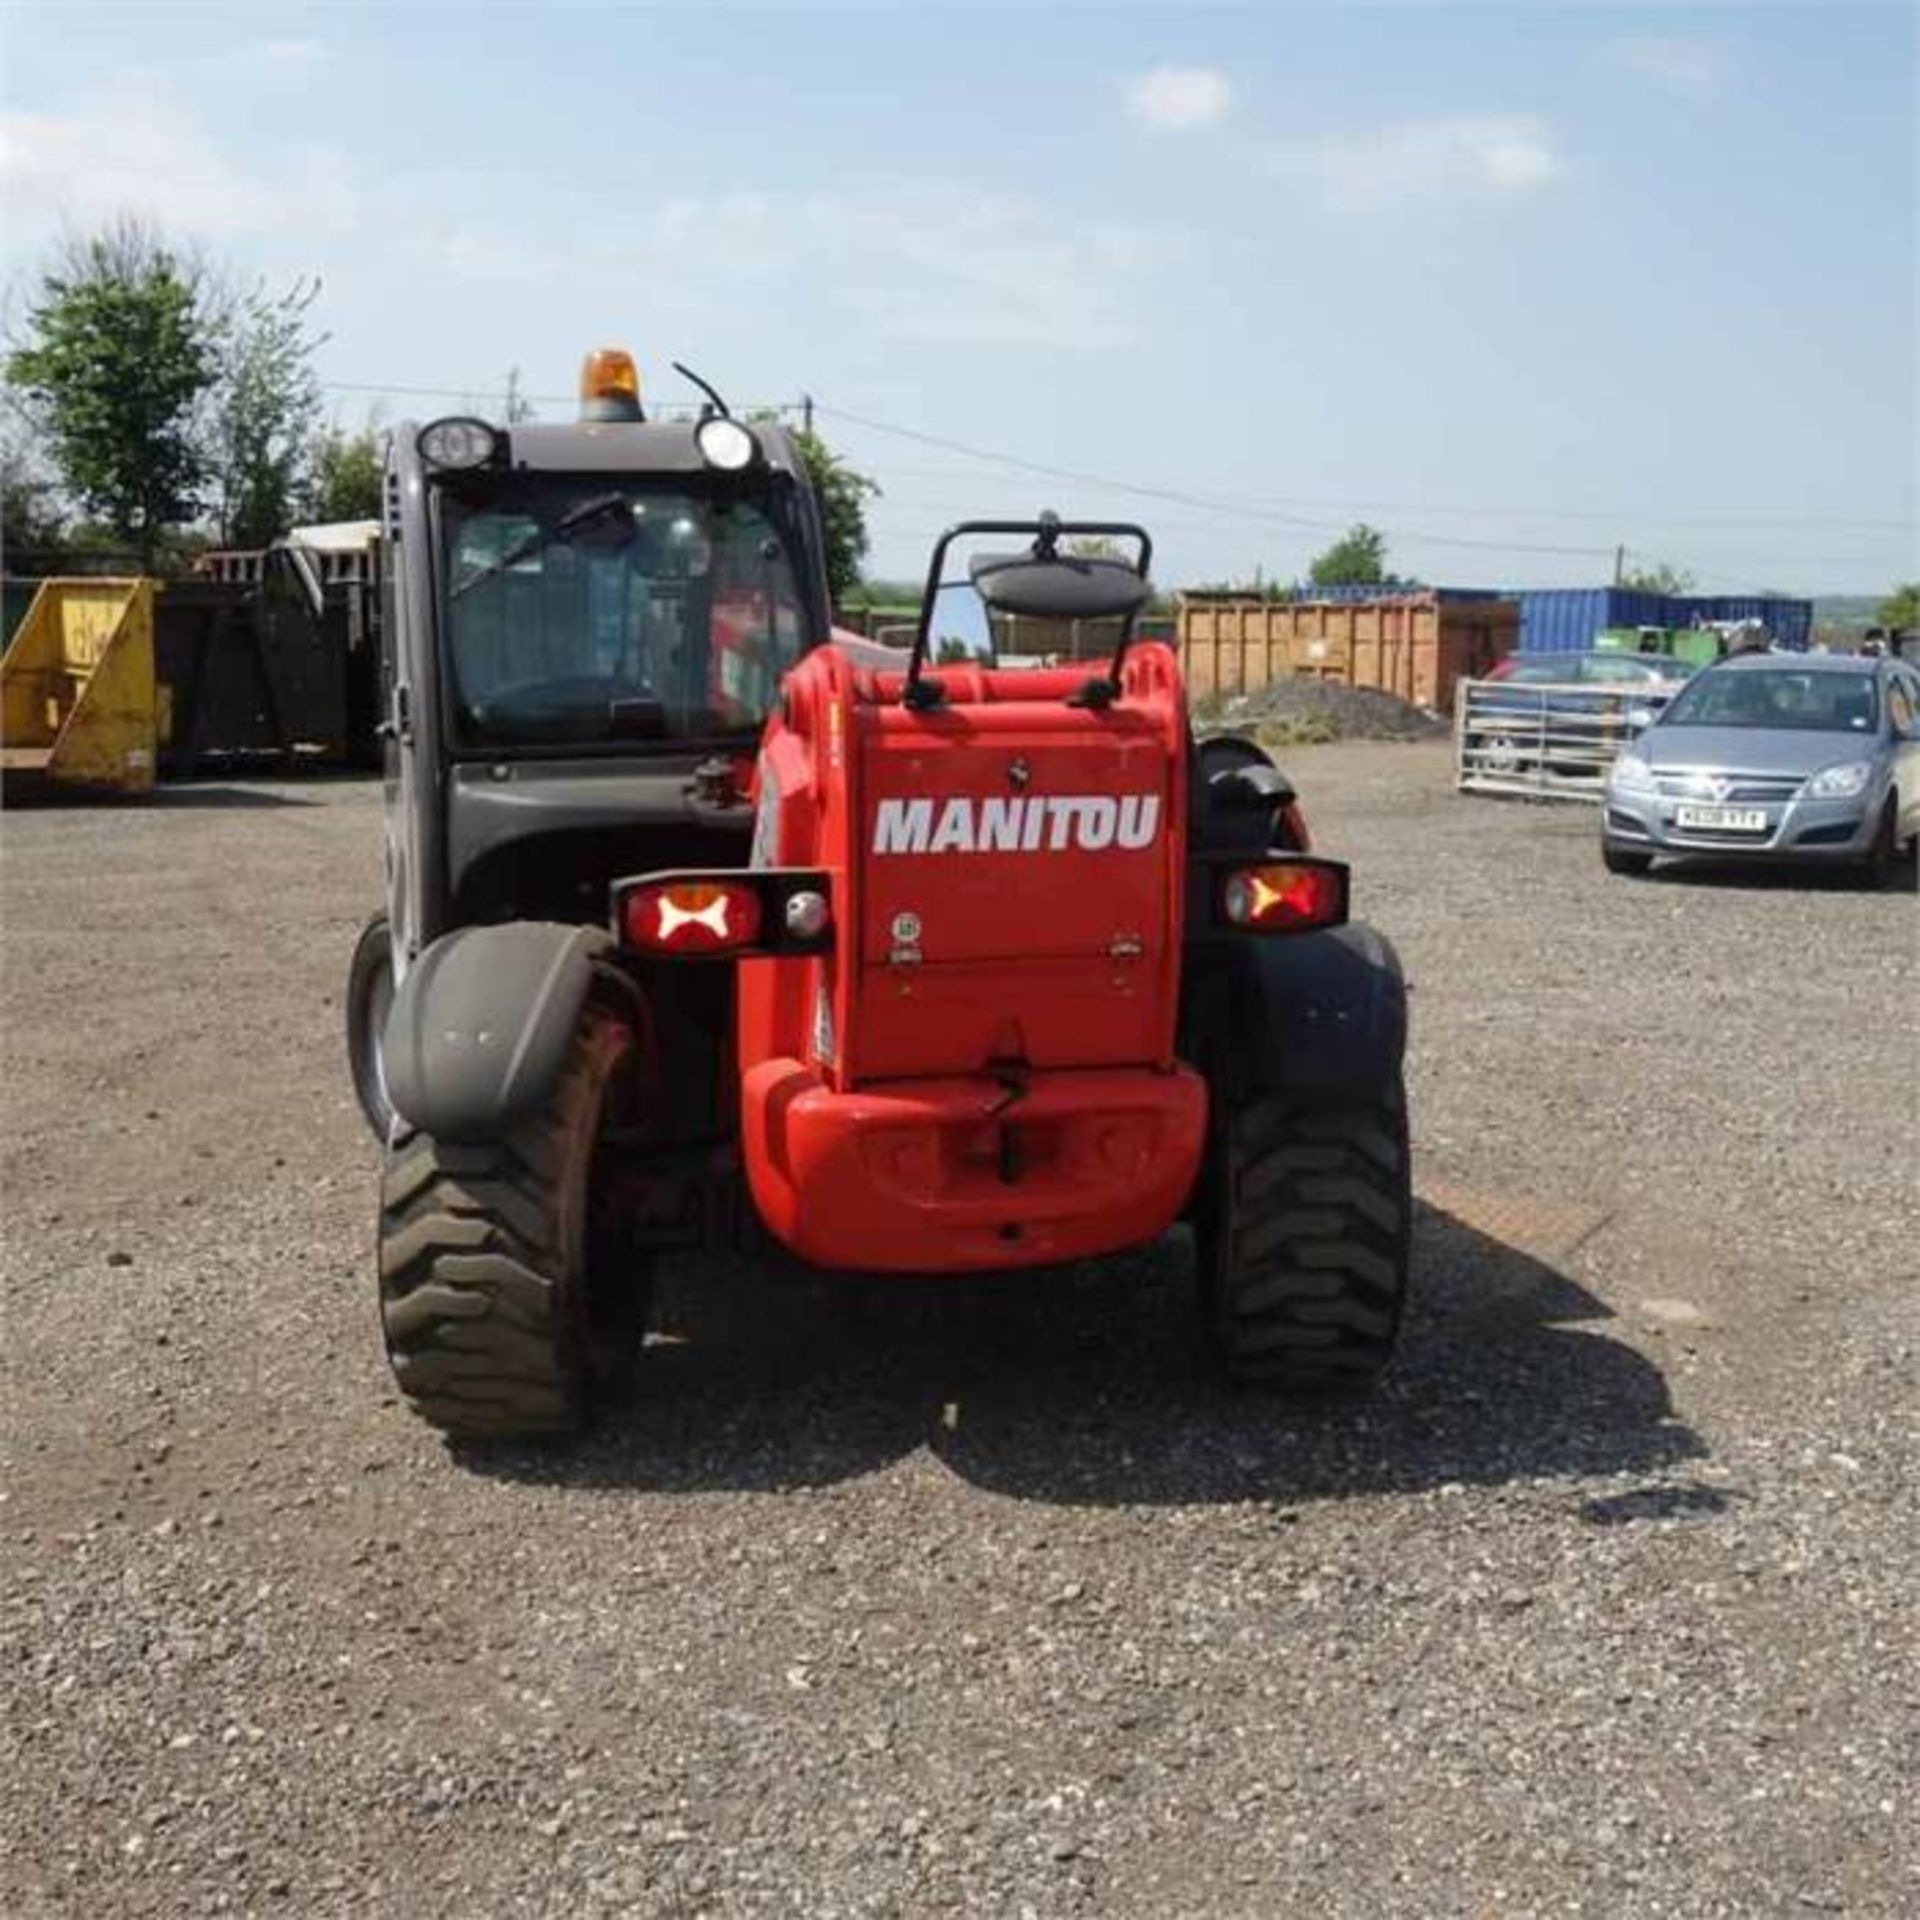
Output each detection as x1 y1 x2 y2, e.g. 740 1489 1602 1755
748 645 1190 1083
731 642 1205 1271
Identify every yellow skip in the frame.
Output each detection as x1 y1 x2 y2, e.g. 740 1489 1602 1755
0 578 157 797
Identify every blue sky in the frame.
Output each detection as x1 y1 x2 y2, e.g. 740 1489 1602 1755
2 2 1913 594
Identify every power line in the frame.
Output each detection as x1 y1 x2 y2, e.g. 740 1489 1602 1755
819 404 1904 585
817 401 1670 563
867 460 1910 533
874 482 1909 567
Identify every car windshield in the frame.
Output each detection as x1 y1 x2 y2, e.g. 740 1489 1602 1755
438 477 809 746
1660 667 1879 733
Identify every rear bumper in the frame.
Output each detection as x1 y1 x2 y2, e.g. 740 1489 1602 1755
741 1060 1208 1272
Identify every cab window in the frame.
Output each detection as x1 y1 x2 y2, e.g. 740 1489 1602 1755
438 481 808 746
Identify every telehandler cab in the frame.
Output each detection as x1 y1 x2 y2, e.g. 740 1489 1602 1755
348 350 1411 1439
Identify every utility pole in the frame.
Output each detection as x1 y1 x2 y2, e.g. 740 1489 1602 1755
801 393 814 436
1613 543 1625 587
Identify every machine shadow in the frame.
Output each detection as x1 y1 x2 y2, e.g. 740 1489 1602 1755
145 785 321 809
465 1202 1705 1508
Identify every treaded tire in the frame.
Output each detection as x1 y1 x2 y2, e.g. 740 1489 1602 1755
346 913 396 1140
1603 844 1653 876
1200 1080 1412 1392
377 1005 646 1440
1861 799 1908 891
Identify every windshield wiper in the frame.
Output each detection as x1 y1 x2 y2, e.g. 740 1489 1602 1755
449 492 631 601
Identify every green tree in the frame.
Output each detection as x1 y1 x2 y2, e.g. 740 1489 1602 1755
210 278 325 547
1619 558 1696 595
1875 582 1920 630
6 222 218 568
1189 571 1290 602
839 576 921 610
1307 523 1393 588
787 425 879 606
303 422 384 524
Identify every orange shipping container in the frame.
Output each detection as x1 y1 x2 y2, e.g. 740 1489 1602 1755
1177 592 1518 713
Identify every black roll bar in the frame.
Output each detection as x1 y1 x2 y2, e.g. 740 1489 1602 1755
902 513 1153 710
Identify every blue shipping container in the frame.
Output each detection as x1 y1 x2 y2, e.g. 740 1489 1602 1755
1510 587 1812 654
1510 588 1673 653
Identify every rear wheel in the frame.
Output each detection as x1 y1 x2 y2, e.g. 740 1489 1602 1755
377 1004 649 1440
346 914 396 1139
1198 1079 1411 1392
1603 843 1653 876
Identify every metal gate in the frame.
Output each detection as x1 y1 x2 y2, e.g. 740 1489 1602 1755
1454 677 1668 801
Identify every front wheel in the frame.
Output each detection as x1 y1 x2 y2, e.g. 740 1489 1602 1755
1860 798 1911 890
1197 1079 1412 1392
1603 843 1654 876
377 1004 650 1440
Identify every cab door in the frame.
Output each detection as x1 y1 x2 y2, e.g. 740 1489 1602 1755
382 440 443 981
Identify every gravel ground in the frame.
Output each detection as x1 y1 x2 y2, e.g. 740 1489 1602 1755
3 746 1916 1918
1193 680 1448 743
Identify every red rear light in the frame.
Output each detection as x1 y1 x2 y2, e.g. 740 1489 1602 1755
1221 860 1346 932
622 880 763 953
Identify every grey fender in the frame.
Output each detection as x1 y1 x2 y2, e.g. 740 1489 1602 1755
1185 920 1407 1106
382 922 614 1141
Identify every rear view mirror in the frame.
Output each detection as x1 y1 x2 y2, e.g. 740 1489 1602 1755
968 552 1152 623
1625 705 1656 731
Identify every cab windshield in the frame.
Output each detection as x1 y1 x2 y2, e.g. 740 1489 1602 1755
438 477 809 746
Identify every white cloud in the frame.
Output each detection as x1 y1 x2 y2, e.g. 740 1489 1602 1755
0 90 357 243
644 182 1172 349
431 224 559 281
1614 37 1727 101
1273 115 1558 212
1123 66 1232 132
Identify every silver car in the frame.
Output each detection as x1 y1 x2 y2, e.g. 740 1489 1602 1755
1602 653 1920 882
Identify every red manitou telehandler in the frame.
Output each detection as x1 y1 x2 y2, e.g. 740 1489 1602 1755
347 350 1411 1439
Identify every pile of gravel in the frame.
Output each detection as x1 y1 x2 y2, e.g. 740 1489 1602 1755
1192 676 1447 747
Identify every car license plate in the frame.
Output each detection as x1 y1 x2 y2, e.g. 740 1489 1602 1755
1674 804 1768 831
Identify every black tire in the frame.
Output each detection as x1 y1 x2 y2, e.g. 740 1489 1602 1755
377 1004 648 1440
1603 843 1653 876
1198 1079 1412 1392
346 914 396 1140
1860 799 1905 890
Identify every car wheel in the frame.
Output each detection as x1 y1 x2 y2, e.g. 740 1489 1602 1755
1603 843 1653 877
1860 799 1902 890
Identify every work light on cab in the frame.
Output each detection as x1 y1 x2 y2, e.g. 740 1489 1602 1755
695 416 760 472
579 347 644 423
623 880 761 954
416 417 499 470
1221 859 1348 932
